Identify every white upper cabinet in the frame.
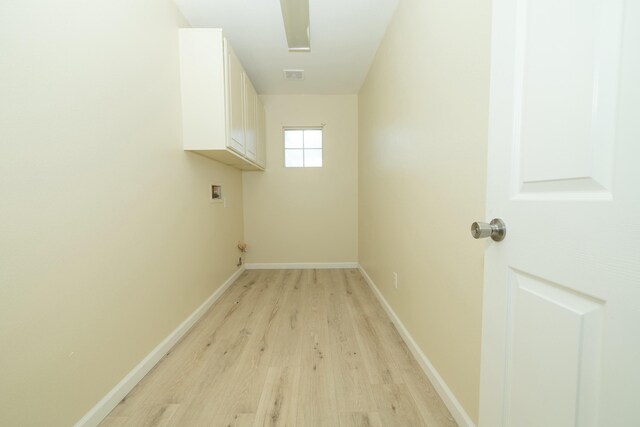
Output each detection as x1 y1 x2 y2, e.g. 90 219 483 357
178 28 264 171
243 74 257 162
256 99 266 168
226 43 245 156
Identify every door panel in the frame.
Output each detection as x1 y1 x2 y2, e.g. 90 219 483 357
256 99 266 168
244 75 257 162
511 0 623 200
505 270 604 427
480 0 640 425
226 43 245 155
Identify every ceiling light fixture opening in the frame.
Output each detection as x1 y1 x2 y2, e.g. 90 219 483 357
280 0 311 52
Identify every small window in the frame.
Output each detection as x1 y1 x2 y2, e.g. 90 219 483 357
284 128 323 168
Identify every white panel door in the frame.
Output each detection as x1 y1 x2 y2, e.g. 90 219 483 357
479 0 640 426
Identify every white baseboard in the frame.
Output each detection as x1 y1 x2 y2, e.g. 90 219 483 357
74 266 246 427
244 262 359 270
358 265 476 427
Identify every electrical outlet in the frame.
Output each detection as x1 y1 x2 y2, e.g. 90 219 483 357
393 272 398 289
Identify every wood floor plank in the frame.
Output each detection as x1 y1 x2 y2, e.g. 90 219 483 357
327 269 377 413
344 269 457 426
100 269 457 427
259 269 304 368
167 271 285 426
373 383 428 427
253 366 300 426
343 271 404 385
117 402 180 427
339 412 384 427
97 416 129 427
207 272 289 425
104 271 267 420
233 413 258 427
295 269 340 427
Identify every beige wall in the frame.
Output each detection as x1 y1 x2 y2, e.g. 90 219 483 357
358 0 491 422
0 1 244 425
243 95 358 264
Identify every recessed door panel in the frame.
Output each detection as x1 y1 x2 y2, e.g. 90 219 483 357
244 75 257 162
512 0 623 199
226 43 245 155
506 270 604 427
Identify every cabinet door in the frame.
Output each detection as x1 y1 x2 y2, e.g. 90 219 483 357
243 75 257 162
256 98 266 168
226 43 245 155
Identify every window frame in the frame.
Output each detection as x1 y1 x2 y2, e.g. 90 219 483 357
283 126 324 168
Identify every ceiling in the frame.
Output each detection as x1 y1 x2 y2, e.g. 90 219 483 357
174 0 399 94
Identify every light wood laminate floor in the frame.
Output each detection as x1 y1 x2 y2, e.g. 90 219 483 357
101 269 457 426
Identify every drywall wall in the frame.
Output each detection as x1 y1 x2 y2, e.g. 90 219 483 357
358 0 491 422
242 95 358 264
0 1 244 425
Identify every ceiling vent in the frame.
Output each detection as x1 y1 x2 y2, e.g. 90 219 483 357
283 69 304 80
